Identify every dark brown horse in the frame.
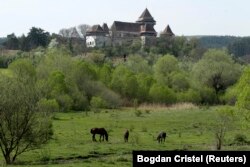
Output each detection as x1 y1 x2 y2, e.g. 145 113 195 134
157 131 167 143
124 129 129 142
90 128 108 142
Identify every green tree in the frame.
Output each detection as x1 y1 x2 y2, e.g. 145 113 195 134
136 73 154 102
235 67 250 124
125 54 152 74
19 34 30 51
228 37 250 57
0 60 52 164
98 64 112 86
192 49 241 98
3 33 19 50
236 67 250 110
45 71 74 112
213 107 235 150
154 54 179 86
26 27 50 50
111 65 138 99
90 96 107 109
171 72 190 92
149 83 176 104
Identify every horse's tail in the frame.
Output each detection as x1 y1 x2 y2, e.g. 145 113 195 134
105 130 109 141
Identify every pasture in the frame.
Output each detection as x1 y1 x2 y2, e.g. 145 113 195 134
1 105 249 167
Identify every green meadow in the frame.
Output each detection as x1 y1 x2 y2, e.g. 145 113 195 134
1 105 249 167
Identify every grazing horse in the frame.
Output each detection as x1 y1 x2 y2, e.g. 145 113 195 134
90 128 108 142
124 129 129 142
157 131 167 143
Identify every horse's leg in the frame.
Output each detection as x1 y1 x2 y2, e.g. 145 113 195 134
92 134 96 141
99 134 102 142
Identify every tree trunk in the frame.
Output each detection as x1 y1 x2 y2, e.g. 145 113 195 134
4 153 12 164
216 138 222 150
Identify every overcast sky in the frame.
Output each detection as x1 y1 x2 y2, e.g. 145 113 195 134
1 0 250 37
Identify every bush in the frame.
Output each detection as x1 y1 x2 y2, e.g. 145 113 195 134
39 148 51 162
221 86 237 105
198 86 217 104
149 83 176 104
99 88 122 109
90 96 107 109
38 98 59 113
56 94 73 112
134 110 142 117
233 134 248 145
70 90 89 111
177 89 201 104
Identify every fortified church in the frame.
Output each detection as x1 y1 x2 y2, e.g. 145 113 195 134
86 8 174 48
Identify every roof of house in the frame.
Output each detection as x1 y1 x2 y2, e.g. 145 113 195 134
102 23 109 33
111 21 141 32
87 25 104 32
136 8 156 24
86 25 105 36
161 25 174 36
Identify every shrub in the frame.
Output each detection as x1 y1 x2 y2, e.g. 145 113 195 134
99 88 122 109
149 83 176 104
233 134 248 145
70 90 89 111
38 98 59 113
177 89 201 104
56 94 73 112
39 148 51 162
90 96 107 109
221 86 237 105
134 110 142 117
198 86 217 104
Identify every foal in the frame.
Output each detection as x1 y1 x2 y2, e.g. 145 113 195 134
124 129 129 142
157 131 167 143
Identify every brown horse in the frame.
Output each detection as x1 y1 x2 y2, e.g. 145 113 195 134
124 129 129 142
157 131 167 143
90 128 108 142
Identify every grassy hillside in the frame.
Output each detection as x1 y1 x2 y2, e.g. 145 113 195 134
1 105 249 167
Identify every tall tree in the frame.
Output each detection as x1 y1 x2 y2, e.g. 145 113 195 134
192 49 241 96
235 67 250 125
153 54 179 87
27 27 50 50
4 33 19 50
0 59 53 164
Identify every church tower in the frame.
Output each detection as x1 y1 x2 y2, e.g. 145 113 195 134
136 8 156 26
137 8 157 47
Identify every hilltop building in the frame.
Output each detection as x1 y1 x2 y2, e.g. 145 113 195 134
86 8 174 48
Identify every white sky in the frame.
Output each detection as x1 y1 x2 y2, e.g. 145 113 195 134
0 0 250 37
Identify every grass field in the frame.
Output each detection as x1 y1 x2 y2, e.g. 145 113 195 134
0 105 249 166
